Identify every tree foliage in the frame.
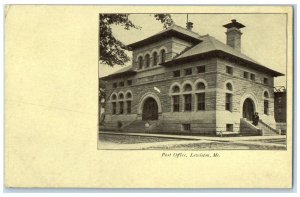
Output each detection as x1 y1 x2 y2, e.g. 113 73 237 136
99 14 174 67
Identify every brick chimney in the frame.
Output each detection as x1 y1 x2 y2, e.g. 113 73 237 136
223 19 245 51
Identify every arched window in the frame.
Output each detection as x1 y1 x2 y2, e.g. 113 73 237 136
126 92 132 99
118 93 124 100
264 91 269 115
153 52 158 66
183 84 192 92
125 92 132 114
225 83 233 112
195 82 206 111
145 54 150 68
118 93 124 114
111 94 117 100
226 83 233 91
172 85 180 93
196 82 206 90
264 91 269 98
183 83 192 111
111 94 117 115
161 49 166 63
138 56 143 69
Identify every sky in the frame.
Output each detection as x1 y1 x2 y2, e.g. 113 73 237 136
99 14 287 87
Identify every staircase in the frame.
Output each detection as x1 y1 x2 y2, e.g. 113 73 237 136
121 120 161 133
257 119 280 136
240 118 262 136
240 118 279 136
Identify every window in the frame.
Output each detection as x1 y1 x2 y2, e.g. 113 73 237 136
112 102 116 114
184 94 192 111
226 124 233 132
126 92 132 99
226 66 233 75
243 72 249 79
185 68 192 76
197 93 205 110
113 83 117 88
250 73 255 81
172 95 180 112
111 94 117 100
127 80 132 86
264 91 269 115
172 85 180 93
264 78 268 85
119 81 124 87
173 70 180 77
196 82 205 90
118 93 124 100
225 93 232 111
264 91 269 98
153 52 158 66
226 83 233 91
145 54 150 68
264 100 269 115
161 49 166 63
138 56 143 69
183 84 192 92
119 101 124 114
197 66 206 73
182 124 191 131
126 101 131 114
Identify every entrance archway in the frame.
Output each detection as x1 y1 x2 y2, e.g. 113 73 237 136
142 97 158 120
243 98 255 121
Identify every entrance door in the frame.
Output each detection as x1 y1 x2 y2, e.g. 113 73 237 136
243 98 255 121
142 97 158 120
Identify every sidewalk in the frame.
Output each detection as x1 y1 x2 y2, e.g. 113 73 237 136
100 131 286 142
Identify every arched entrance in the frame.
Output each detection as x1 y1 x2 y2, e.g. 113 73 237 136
243 98 255 121
142 97 158 120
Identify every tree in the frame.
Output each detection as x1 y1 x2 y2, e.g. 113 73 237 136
99 14 174 67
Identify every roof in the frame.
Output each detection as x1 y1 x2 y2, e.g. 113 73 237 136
163 35 284 77
127 25 202 50
100 66 136 80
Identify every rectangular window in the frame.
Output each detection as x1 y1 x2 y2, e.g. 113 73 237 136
226 66 233 75
226 124 233 132
264 100 269 115
119 81 124 87
173 70 180 77
172 95 180 112
126 101 131 114
184 94 192 111
112 102 116 114
250 73 255 81
127 80 132 86
182 124 191 131
113 83 117 88
197 93 205 110
243 72 249 79
119 101 124 114
225 93 232 111
197 66 206 73
264 78 268 85
185 68 192 76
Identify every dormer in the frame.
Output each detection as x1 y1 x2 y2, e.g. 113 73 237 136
127 25 202 70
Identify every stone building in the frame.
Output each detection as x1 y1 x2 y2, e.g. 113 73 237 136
274 86 287 134
100 19 284 136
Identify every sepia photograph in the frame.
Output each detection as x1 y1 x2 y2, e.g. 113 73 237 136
4 5 294 189
98 13 288 150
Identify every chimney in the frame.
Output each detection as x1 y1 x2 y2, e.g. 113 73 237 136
186 21 193 31
223 19 245 51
